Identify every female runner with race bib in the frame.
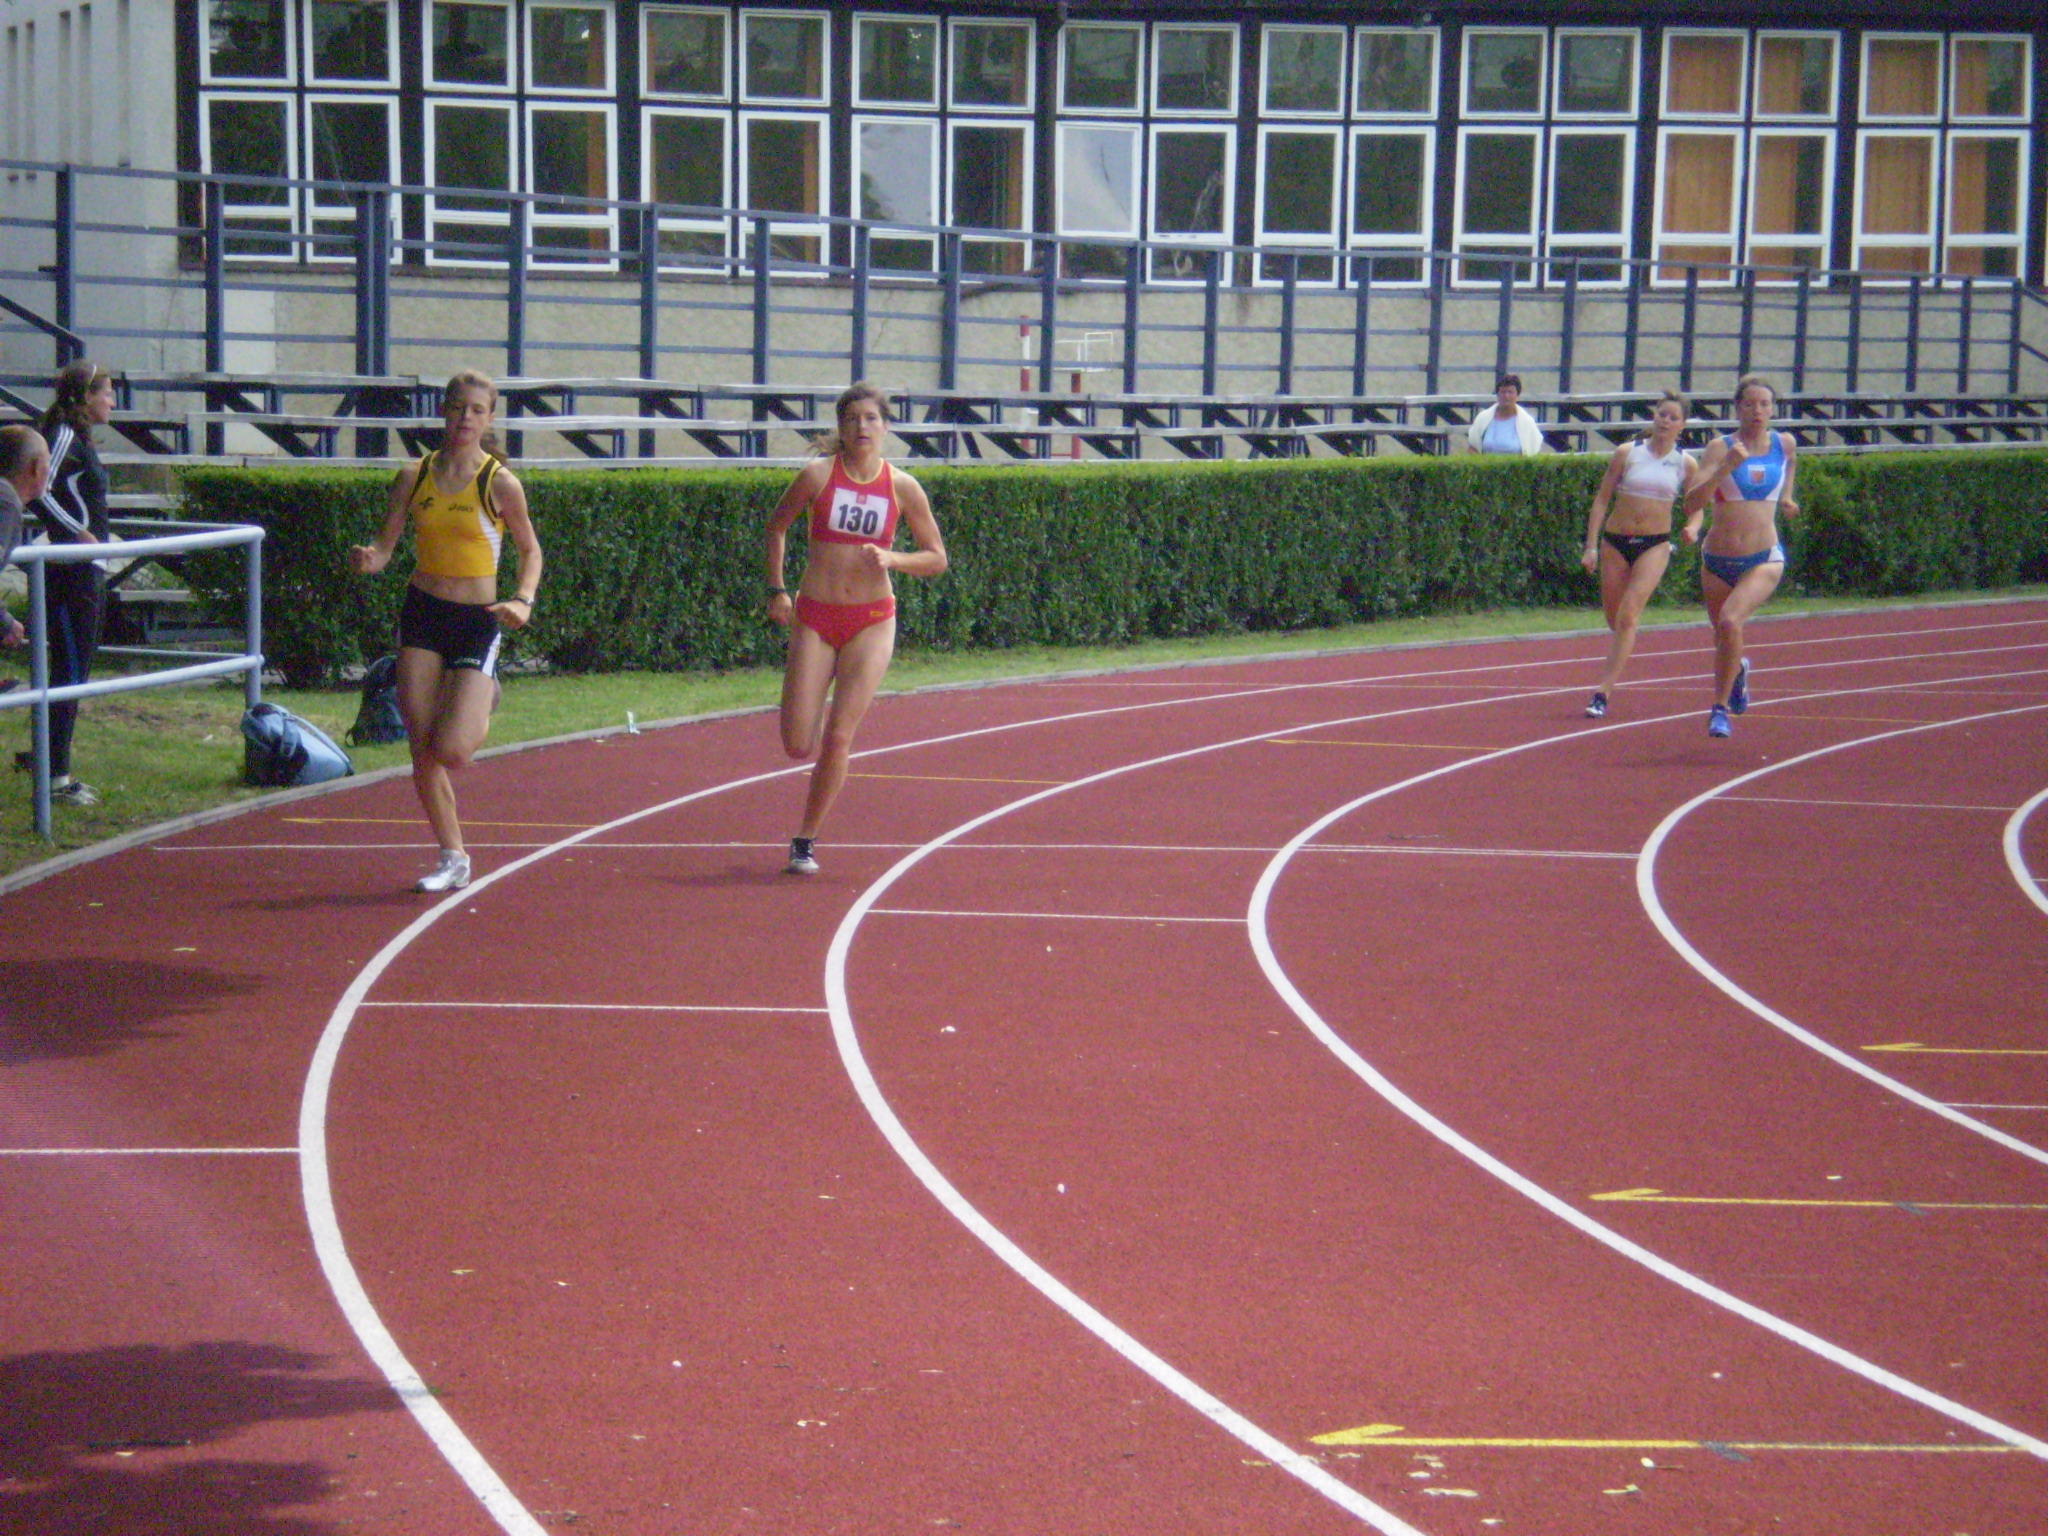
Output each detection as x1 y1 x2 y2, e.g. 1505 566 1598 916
764 383 948 876
1681 375 1799 739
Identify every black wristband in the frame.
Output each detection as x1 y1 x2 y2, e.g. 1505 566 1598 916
768 586 788 596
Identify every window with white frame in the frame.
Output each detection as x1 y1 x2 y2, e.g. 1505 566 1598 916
644 6 727 98
638 7 831 266
1257 126 1338 282
857 15 936 107
201 92 299 257
644 8 728 263
1856 31 2030 278
1056 20 1235 280
528 3 611 94
1256 25 1437 287
741 111 826 265
1349 129 1431 284
528 101 616 264
855 115 940 271
945 18 1034 274
309 0 395 84
1549 131 1632 280
307 95 398 260
1658 28 1841 284
205 0 294 84
1356 28 1436 117
644 107 728 260
1151 125 1233 280
1457 27 1635 285
426 96 513 265
1263 26 1344 117
950 17 1032 111
1456 127 1539 283
1153 25 1235 115
1061 22 1142 114
741 10 826 103
429 0 511 89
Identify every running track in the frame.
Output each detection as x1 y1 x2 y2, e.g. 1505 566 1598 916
5 600 2047 1536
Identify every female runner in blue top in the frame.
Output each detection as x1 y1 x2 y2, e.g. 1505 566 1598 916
765 383 947 876
1681 375 1799 738
1578 390 1697 718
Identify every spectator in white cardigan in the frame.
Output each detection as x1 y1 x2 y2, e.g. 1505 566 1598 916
1465 373 1547 455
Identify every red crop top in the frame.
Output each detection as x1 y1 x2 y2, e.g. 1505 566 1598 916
808 457 901 548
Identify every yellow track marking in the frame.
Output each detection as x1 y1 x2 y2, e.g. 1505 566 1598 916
1590 1187 2048 1212
1865 1041 2048 1057
1311 1423 2016 1453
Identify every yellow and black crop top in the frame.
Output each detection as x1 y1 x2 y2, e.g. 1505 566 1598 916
409 451 505 579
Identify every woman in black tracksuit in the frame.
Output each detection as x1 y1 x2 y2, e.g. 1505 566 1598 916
27 360 116 806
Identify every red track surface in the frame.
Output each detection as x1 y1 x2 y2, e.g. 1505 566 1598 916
6 600 2048 1535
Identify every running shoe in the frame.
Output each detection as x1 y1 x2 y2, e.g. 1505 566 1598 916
416 848 472 893
1729 657 1751 715
48 778 99 807
785 836 819 876
1707 704 1732 739
1584 692 1608 719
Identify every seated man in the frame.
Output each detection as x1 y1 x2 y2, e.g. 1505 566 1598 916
0 424 47 652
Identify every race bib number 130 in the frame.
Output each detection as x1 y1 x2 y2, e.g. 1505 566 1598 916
828 487 890 540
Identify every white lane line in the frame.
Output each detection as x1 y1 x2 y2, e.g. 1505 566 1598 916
297 669 1570 1536
1948 1104 2048 1112
1317 843 1635 861
870 908 1244 924
358 1001 827 1014
1242 731 2048 1468
820 731 1511 1534
1636 699 2048 1170
1726 796 2021 814
0 1146 298 1156
151 842 555 852
296 630 2045 1535
2001 787 2048 920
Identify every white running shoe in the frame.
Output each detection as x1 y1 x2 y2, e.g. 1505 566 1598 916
785 837 819 876
416 848 472 892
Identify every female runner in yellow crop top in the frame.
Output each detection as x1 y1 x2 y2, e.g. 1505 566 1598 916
348 370 543 892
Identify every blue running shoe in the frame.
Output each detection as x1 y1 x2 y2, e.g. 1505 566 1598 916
1729 657 1751 715
1584 692 1608 719
1707 704 1732 739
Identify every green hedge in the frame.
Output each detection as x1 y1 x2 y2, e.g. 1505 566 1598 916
177 448 2048 686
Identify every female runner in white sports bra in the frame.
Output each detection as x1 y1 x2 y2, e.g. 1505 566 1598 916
1680 374 1799 739
1578 390 1697 718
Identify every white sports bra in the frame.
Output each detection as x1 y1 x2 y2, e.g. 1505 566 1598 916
1617 440 1687 502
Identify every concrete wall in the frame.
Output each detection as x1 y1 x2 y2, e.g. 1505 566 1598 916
1 1 185 380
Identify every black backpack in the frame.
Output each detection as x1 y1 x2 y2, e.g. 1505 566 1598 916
242 703 355 787
348 653 408 747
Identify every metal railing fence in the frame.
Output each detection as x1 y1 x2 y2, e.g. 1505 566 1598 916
3 520 265 839
3 157 2045 408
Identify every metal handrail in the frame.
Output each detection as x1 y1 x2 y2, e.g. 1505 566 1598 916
3 156 2043 412
3 521 264 839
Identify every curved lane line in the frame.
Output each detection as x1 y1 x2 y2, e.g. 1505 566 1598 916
299 640 2048 1530
815 694 1584 1535
1636 702 2048 1168
2002 787 2048 920
299 677 1550 1536
1244 719 2048 1464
